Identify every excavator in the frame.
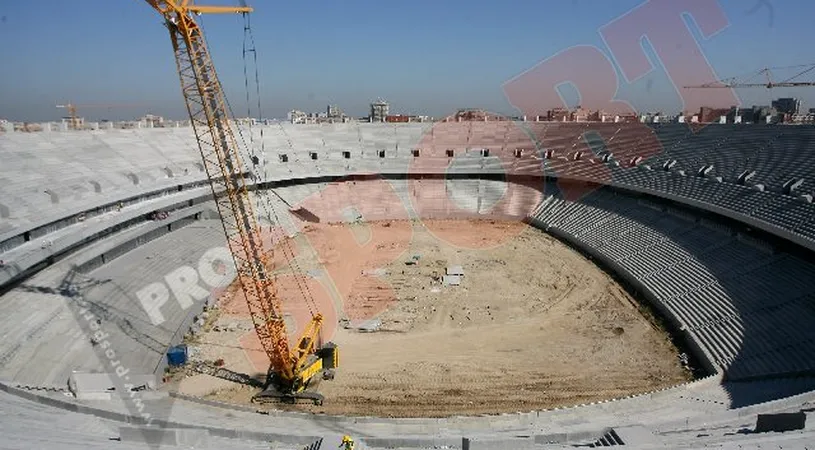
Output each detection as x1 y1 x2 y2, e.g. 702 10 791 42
143 0 338 405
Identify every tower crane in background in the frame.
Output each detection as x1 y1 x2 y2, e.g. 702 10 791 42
56 102 144 130
143 0 338 405
684 63 815 89
55 103 81 130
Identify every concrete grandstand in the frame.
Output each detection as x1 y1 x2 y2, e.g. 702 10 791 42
1 120 815 448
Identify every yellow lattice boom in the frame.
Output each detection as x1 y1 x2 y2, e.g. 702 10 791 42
144 0 298 381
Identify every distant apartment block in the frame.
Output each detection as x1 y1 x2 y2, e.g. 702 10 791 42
139 114 165 128
327 104 342 118
772 97 801 115
370 99 389 123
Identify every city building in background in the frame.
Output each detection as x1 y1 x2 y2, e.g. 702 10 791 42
772 97 801 115
139 114 165 128
369 99 390 123
327 104 342 119
7 94 815 130
287 109 306 124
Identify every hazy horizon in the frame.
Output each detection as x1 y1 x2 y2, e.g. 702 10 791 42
1 0 813 123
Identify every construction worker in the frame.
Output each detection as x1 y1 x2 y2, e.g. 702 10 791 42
339 435 355 450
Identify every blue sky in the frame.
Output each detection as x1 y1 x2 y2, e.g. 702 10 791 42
1 0 813 122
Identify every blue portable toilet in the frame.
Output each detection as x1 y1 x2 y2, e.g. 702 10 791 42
167 344 188 367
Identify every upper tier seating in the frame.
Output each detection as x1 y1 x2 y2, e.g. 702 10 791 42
2 122 815 254
0 129 206 240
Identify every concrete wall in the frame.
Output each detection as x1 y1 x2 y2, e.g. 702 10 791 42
0 188 215 291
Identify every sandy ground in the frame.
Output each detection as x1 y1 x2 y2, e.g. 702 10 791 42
171 219 691 418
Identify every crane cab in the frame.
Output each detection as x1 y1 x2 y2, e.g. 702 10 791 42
254 342 339 406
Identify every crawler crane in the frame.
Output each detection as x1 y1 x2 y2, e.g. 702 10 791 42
143 0 338 405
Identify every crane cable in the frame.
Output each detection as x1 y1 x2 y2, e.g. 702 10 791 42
235 11 320 318
193 11 319 321
241 10 263 162
781 64 815 84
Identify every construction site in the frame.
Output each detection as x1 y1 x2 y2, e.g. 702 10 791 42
171 217 691 417
3 1 815 449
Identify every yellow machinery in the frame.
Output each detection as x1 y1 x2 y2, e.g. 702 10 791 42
144 0 338 405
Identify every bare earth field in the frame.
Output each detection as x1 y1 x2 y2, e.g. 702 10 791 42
172 219 691 418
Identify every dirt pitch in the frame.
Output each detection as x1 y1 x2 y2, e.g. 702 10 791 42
173 219 692 418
